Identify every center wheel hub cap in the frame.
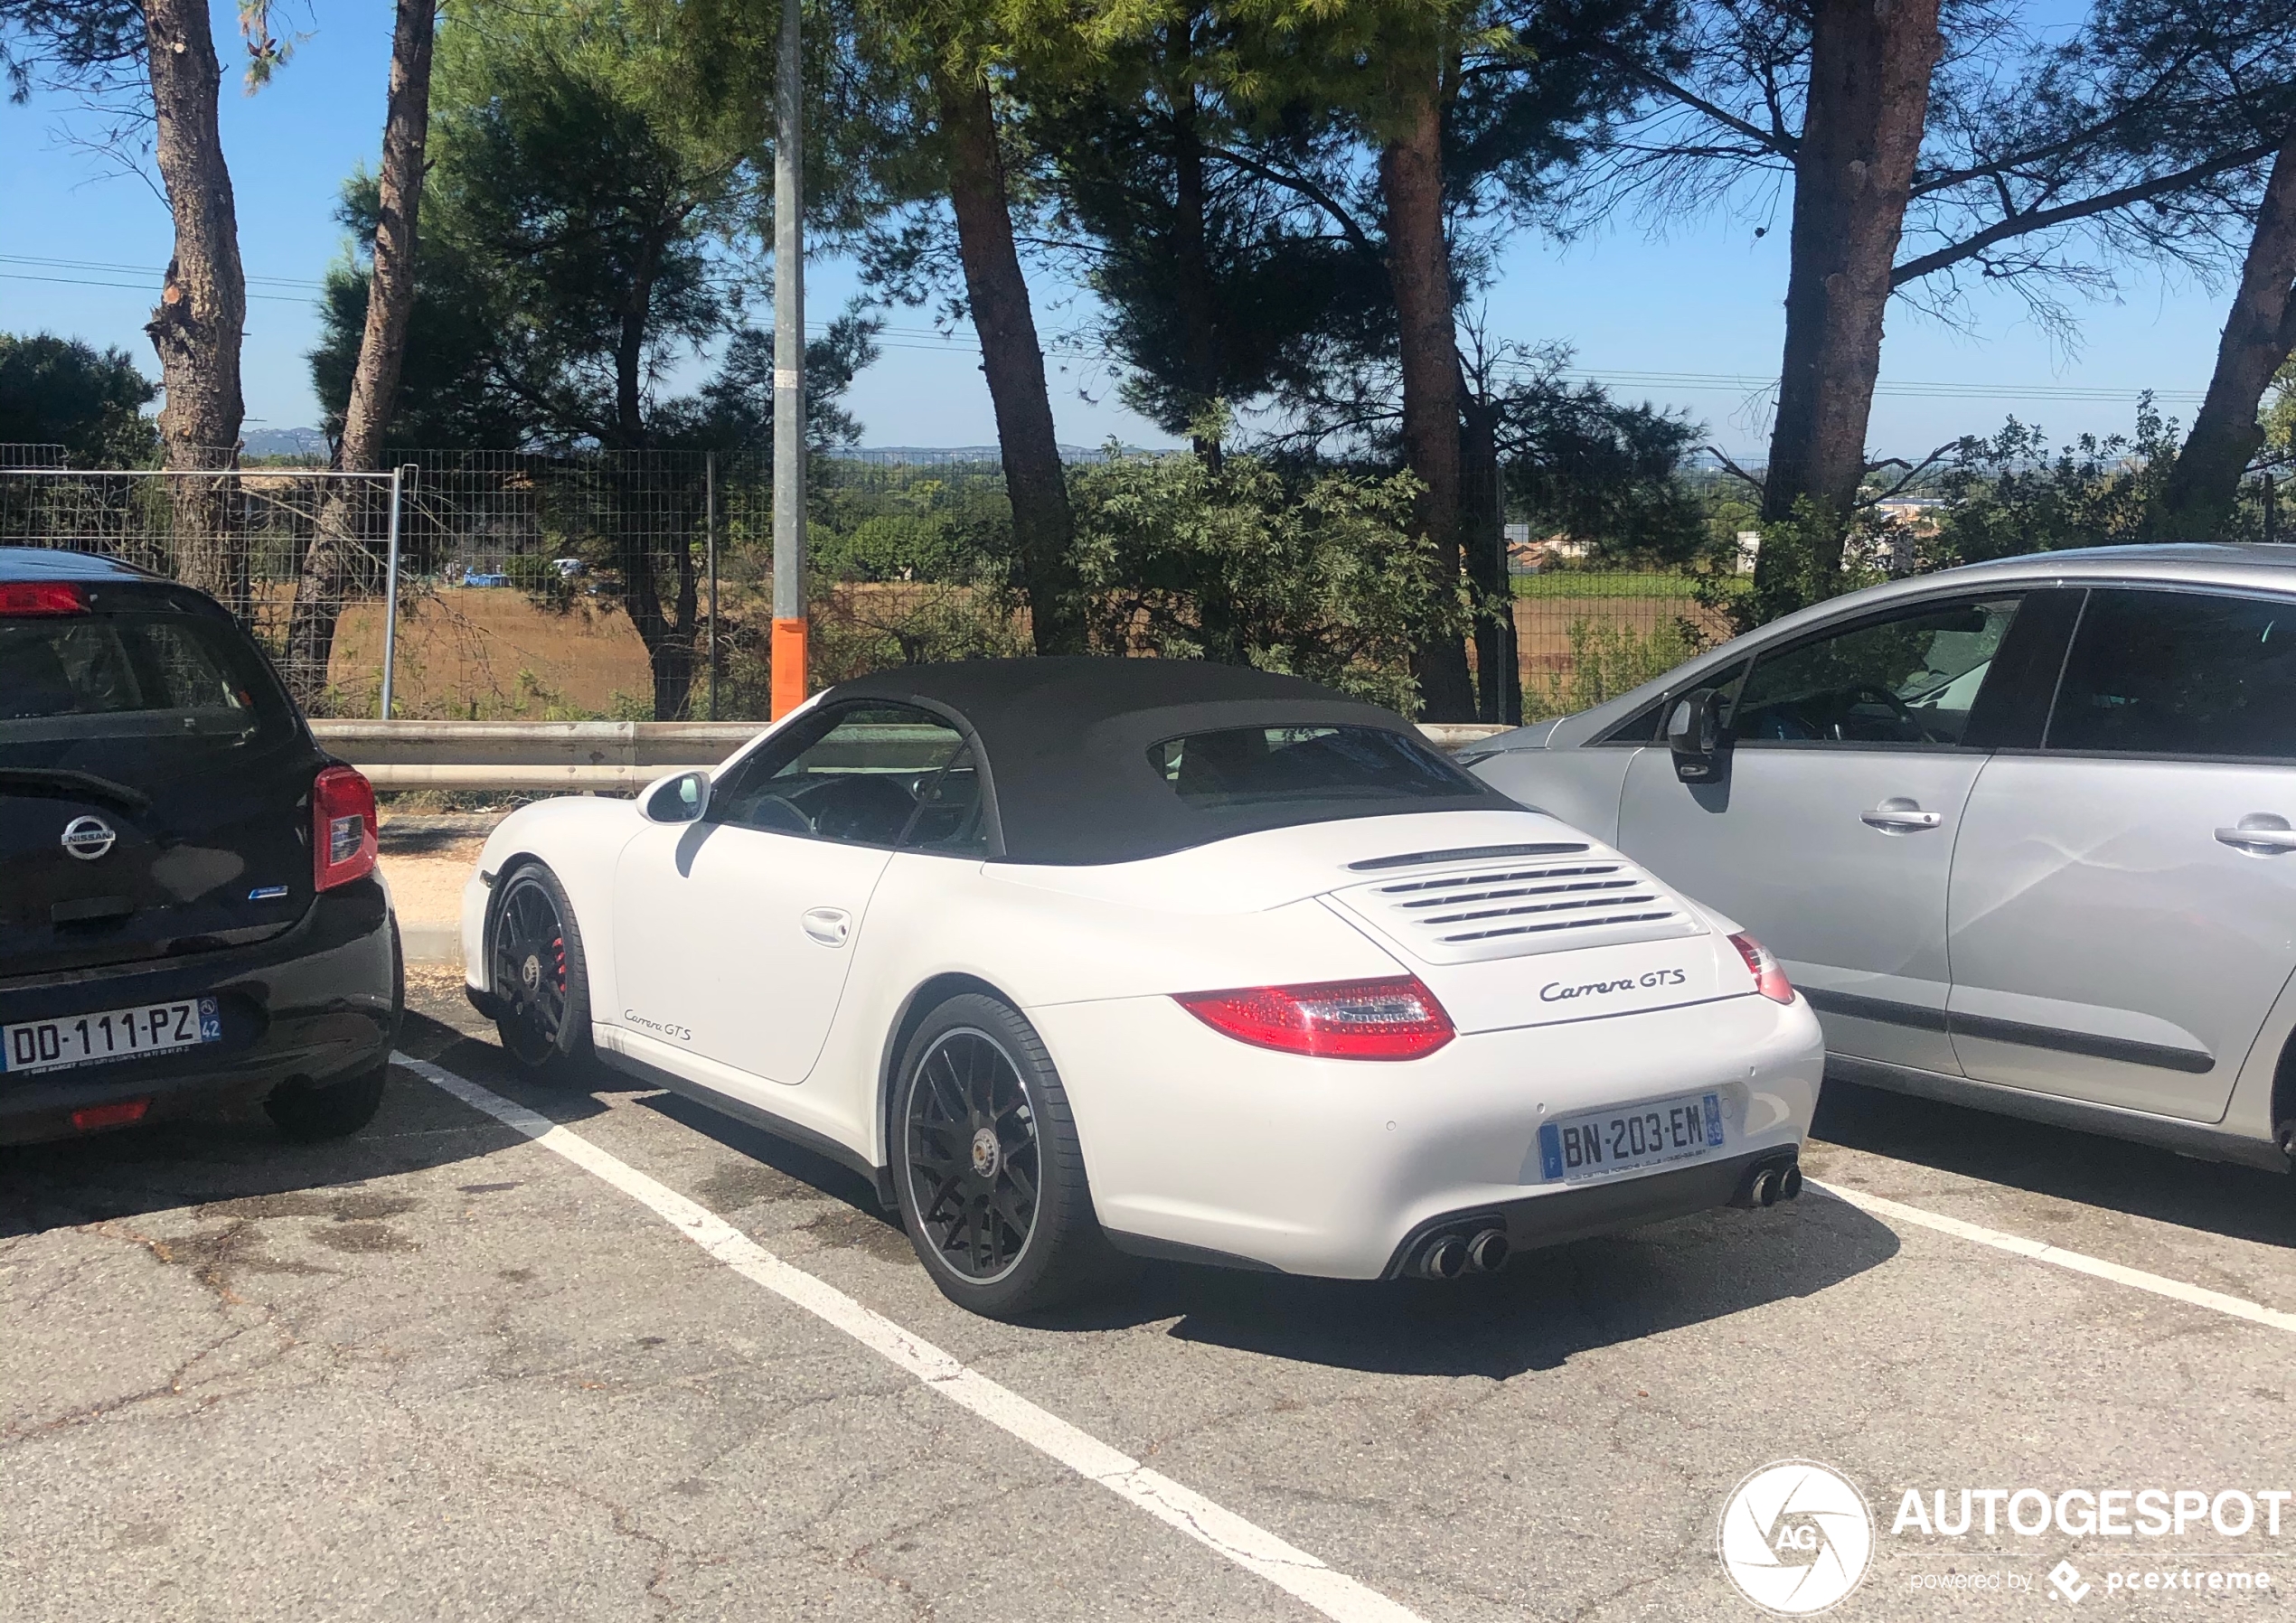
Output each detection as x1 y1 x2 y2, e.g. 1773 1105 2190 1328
970 1126 1001 1179
521 953 541 992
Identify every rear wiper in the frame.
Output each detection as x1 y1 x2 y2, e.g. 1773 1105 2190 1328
0 767 154 814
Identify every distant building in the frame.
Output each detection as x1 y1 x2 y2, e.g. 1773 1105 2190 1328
1506 523 1589 572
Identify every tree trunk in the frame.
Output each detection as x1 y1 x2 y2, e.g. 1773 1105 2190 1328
1760 0 1943 585
602 258 693 718
1377 68 1475 721
141 0 248 619
934 69 1085 655
1459 388 1515 724
285 0 436 706
1171 43 1223 472
2160 131 2296 540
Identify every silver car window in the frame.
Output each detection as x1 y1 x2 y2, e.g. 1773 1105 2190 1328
1732 596 2021 747
2048 588 2296 759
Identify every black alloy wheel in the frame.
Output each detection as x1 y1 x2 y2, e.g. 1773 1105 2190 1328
907 1027 1041 1281
891 993 1120 1318
491 865 592 1077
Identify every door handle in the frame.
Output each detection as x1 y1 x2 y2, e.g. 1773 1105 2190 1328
1860 799 1942 832
800 907 852 946
2216 815 2296 855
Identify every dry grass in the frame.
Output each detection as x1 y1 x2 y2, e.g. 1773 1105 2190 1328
327 587 656 718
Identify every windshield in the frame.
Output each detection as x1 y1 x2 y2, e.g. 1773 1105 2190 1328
0 599 297 773
1148 725 1480 811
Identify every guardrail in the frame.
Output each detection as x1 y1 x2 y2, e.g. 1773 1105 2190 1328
312 719 1515 790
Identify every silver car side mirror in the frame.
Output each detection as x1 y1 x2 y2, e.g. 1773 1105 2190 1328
640 768 711 824
1668 690 1732 784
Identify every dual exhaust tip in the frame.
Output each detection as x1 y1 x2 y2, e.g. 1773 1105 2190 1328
1407 1156 1804 1280
1733 1159 1804 1209
1412 1226 1510 1281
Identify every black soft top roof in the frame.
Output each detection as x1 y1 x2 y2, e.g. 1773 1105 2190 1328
821 657 1511 864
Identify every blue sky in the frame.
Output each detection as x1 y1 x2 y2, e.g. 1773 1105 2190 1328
0 0 2234 458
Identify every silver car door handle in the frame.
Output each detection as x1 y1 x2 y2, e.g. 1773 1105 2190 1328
2216 821 2296 853
1860 804 1942 831
800 906 852 946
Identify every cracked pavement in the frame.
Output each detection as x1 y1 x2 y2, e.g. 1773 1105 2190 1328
6 969 2296 1620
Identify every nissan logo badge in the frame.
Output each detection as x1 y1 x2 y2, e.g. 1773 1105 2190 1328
61 815 117 860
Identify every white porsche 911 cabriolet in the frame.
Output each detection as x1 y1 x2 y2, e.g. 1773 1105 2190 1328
461 659 1822 1317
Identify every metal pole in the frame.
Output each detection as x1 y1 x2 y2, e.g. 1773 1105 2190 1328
767 0 807 720
380 464 406 720
706 450 720 720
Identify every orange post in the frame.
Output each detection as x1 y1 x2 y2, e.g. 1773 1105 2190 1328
770 616 809 719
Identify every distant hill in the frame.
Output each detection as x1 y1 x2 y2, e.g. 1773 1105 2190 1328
831 444 1163 463
225 433 1165 462
242 427 330 458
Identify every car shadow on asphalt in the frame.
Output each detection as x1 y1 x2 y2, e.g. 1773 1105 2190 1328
635 1089 889 1214
1811 1077 2296 1250
0 1010 610 1242
574 1051 1904 1379
1029 1195 1900 1379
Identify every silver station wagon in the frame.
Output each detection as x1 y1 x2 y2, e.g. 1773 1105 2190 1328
1467 543 2296 1172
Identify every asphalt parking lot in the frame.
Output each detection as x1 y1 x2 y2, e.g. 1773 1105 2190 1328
8 970 2296 1622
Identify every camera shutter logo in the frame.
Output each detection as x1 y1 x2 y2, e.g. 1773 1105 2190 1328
60 815 117 861
1718 1459 1874 1615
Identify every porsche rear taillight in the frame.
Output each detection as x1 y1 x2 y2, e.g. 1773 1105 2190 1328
1175 976 1455 1061
0 581 87 616
313 765 378 891
1728 932 1795 1004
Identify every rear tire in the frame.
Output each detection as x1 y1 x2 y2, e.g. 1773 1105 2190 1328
267 917 402 1142
890 993 1118 1318
267 1062 388 1141
489 863 593 1081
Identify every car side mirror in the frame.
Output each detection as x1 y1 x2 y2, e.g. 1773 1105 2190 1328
1667 690 1732 784
640 769 711 824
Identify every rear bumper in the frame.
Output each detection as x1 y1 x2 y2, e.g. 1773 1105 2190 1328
1030 990 1824 1280
1379 1145 1795 1278
0 879 398 1144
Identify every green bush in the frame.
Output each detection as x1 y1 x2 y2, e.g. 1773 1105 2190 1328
811 512 974 583
1526 617 1701 720
1068 450 1462 716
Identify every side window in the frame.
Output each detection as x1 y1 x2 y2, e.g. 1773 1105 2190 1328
1597 699 1667 746
2047 589 2296 759
901 746 990 855
712 702 967 846
1732 596 2021 747
1598 661 1750 746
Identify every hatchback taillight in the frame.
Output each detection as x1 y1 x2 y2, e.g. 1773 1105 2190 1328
1728 932 1795 1004
1175 976 1455 1061
0 581 88 616
313 765 378 891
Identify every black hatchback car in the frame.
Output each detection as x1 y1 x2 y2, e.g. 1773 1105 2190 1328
0 548 400 1143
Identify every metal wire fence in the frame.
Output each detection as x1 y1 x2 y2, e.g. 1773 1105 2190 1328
0 446 1022 720
2 444 1718 722
0 455 406 704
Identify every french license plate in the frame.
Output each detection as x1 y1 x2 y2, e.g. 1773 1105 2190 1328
1539 1090 1724 1182
1 997 221 1077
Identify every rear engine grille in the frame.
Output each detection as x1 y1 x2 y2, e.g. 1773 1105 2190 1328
1331 856 1705 964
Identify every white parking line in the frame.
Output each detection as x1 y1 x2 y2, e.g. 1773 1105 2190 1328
393 1054 1426 1623
1811 1177 2296 1337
